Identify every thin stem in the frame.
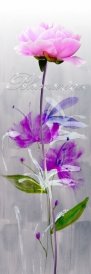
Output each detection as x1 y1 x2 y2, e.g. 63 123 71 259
48 186 57 274
39 62 57 274
40 62 49 264
52 206 57 274
39 240 47 258
48 196 54 258
21 162 35 174
40 62 47 171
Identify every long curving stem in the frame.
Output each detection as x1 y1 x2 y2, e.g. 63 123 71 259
40 61 47 163
52 207 57 274
40 62 57 274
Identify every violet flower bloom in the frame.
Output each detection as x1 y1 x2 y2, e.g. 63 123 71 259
44 141 83 188
44 97 87 129
8 112 59 148
17 23 84 65
8 97 86 148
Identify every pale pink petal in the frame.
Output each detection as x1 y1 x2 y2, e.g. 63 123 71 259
33 26 47 37
15 44 33 56
19 33 29 42
40 23 53 30
72 34 81 41
25 29 37 41
56 38 81 59
30 39 57 56
62 56 86 65
38 26 59 40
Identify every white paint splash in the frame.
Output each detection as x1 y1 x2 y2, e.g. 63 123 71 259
14 206 27 274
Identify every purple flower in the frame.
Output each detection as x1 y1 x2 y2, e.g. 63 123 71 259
8 112 59 148
43 141 83 188
35 232 41 240
8 97 86 148
43 97 86 129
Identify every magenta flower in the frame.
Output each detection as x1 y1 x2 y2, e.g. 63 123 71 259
43 141 83 188
8 97 86 148
8 112 59 148
17 23 84 65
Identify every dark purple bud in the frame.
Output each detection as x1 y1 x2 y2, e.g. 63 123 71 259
67 137 69 141
55 200 59 207
12 105 15 109
35 232 41 240
20 157 25 163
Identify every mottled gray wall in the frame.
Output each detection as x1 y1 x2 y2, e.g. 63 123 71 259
0 1 91 273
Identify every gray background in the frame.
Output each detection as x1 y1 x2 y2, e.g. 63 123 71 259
0 1 91 273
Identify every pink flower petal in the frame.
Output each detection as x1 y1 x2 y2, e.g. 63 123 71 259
26 29 38 41
56 38 81 59
40 22 53 30
18 39 56 57
62 56 86 65
15 44 33 56
30 39 57 57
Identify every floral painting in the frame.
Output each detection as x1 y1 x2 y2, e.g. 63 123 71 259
1 18 90 274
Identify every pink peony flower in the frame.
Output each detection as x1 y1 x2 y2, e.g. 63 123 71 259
16 23 84 65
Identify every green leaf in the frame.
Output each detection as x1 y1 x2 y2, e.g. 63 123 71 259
51 197 89 233
38 59 47 72
4 174 47 194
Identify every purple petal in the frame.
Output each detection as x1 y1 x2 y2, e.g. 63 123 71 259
10 113 34 148
48 97 78 117
45 148 58 171
34 115 59 144
48 116 87 128
33 115 52 143
43 102 51 120
12 135 34 148
43 140 83 190
57 141 83 166
58 170 71 179
9 113 32 147
57 97 78 110
50 123 59 140
20 113 32 134
43 125 52 143
57 174 78 189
